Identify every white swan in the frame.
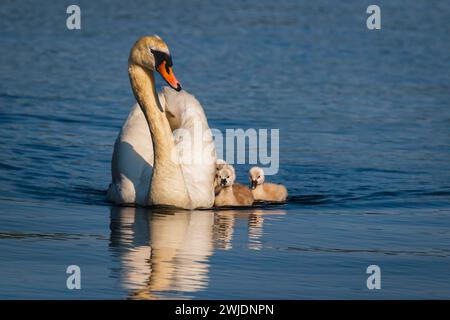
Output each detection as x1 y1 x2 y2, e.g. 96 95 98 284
107 36 216 209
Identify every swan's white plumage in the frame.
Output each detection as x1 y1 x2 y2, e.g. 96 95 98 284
108 87 216 208
163 87 217 208
108 103 153 205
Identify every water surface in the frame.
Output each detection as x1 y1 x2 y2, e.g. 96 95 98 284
0 0 450 299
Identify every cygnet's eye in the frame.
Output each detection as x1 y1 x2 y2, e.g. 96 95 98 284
227 176 230 179
258 175 260 178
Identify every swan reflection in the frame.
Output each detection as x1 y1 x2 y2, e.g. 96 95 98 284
109 206 286 299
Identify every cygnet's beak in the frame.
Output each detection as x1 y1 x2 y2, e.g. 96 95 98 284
220 178 227 186
251 180 258 189
157 60 182 91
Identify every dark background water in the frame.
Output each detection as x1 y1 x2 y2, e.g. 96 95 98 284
0 0 449 299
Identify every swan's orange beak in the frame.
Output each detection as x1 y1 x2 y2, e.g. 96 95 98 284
157 60 182 91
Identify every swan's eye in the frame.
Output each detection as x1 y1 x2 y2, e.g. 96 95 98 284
151 49 173 71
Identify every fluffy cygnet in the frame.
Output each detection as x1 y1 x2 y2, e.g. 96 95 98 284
214 159 235 195
214 165 254 207
249 167 288 202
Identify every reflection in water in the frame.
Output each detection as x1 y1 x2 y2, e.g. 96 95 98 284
212 210 286 251
212 211 235 250
109 206 286 299
248 212 265 251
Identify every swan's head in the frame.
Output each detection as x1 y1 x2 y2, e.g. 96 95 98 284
249 167 265 189
217 166 236 187
129 35 181 91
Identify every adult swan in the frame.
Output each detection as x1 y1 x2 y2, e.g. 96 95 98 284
107 36 217 209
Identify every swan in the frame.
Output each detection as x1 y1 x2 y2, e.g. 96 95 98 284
107 36 216 209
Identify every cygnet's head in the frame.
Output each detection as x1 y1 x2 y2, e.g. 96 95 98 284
216 159 228 172
128 35 181 91
217 166 236 187
249 167 265 189
215 160 235 183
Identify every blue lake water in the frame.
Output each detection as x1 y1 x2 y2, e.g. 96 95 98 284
0 0 450 299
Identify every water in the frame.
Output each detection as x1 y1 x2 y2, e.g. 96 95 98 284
0 0 450 299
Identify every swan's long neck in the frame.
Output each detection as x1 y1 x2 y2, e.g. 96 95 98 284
128 63 191 208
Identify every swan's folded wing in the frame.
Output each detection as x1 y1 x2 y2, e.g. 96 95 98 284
161 87 217 208
109 103 154 205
